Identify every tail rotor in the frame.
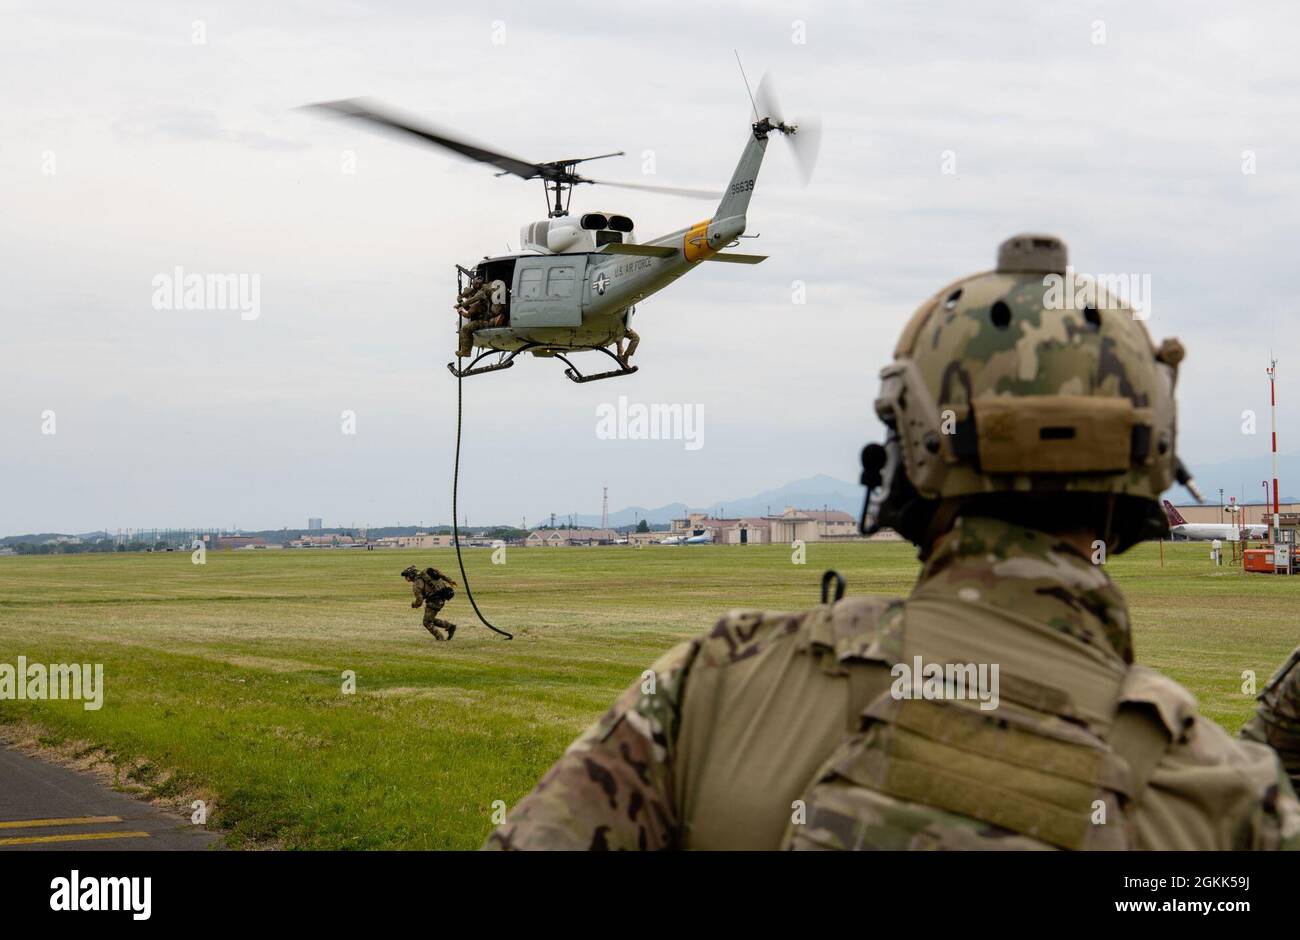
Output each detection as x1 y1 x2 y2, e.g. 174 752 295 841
753 72 821 184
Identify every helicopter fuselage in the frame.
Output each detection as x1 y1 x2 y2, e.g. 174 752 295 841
466 211 748 354
460 124 772 365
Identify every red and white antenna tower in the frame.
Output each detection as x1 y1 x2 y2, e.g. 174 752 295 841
1267 356 1280 542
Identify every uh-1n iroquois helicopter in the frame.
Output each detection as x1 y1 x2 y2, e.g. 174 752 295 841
304 73 819 383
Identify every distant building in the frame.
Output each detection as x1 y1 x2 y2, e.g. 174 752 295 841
290 534 357 548
218 536 267 550
803 509 858 539
717 518 773 545
524 528 617 547
308 518 323 531
668 507 863 544
764 508 819 543
1172 501 1300 527
373 533 454 549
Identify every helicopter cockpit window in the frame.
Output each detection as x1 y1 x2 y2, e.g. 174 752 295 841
595 231 624 247
519 267 544 301
546 266 576 299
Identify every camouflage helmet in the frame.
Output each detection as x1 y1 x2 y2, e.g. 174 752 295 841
861 234 1199 553
401 565 419 578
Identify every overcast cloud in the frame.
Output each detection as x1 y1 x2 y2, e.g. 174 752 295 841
3 0 1297 533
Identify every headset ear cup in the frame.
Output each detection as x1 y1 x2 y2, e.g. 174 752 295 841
862 437 933 543
859 440 895 534
860 443 887 487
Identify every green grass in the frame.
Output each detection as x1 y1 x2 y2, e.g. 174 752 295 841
0 541 1295 849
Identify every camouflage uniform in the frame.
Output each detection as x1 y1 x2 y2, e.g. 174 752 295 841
616 325 639 366
457 280 491 358
1243 650 1300 793
487 280 508 327
458 279 508 357
484 516 1300 850
485 234 1300 851
404 566 457 641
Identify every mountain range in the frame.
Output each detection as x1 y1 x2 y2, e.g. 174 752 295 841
533 474 864 529
5 449 1297 542
535 450 1300 529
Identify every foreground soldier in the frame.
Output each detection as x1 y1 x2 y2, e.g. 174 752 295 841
485 234 1300 851
401 565 457 641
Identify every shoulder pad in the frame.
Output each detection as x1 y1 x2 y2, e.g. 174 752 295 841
699 608 805 667
698 596 903 669
806 596 906 667
1119 665 1197 744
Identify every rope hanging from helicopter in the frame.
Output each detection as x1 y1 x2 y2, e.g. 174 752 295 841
450 268 513 640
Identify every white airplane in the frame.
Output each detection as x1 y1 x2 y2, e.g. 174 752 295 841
1163 500 1268 541
658 533 712 545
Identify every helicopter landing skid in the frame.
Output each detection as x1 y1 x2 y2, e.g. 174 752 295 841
564 364 639 384
447 344 536 379
555 347 639 384
448 344 637 382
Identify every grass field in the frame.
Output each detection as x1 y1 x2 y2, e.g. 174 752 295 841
0 540 1296 849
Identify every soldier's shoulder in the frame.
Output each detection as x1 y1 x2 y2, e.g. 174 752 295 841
1121 665 1253 767
1121 665 1300 848
694 595 906 670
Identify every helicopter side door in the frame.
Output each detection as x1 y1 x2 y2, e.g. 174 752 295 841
511 256 586 328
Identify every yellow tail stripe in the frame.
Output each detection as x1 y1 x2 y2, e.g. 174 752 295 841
0 830 151 847
682 219 715 263
0 815 123 830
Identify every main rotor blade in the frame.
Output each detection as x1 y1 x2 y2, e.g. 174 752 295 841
301 98 544 180
586 179 720 200
543 151 625 169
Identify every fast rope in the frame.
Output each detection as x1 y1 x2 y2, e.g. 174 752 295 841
451 360 513 639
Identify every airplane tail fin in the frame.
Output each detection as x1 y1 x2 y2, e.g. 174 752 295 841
1162 500 1188 526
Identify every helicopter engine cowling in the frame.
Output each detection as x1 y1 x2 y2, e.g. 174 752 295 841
519 218 597 254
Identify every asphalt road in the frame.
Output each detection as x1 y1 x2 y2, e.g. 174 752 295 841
0 746 223 851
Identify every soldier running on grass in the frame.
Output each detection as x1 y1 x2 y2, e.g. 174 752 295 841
401 565 458 641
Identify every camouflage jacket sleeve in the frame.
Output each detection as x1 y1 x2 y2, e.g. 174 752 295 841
1241 647 1300 793
410 578 426 606
483 639 699 850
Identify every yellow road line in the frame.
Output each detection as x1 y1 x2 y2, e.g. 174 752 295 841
0 830 150 847
0 815 123 830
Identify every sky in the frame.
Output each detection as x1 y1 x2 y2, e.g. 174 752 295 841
3 0 1298 534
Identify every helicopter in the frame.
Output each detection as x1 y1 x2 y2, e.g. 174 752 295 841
305 76 818 383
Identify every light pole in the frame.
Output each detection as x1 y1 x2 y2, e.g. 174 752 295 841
1218 488 1224 526
1267 358 1280 544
